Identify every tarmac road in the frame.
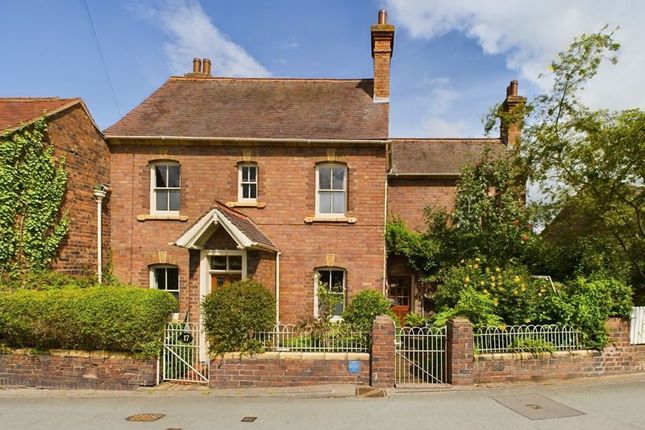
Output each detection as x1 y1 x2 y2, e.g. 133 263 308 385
1 375 644 430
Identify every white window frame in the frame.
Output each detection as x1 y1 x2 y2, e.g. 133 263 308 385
150 161 181 215
313 268 346 319
206 249 247 281
238 164 258 201
315 163 347 217
150 264 180 319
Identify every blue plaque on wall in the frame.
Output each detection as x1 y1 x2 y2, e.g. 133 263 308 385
348 360 361 374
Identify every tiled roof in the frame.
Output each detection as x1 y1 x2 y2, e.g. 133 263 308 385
104 77 388 140
0 98 80 133
389 138 508 176
214 202 277 250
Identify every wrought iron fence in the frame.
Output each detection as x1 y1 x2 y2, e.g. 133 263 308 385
474 324 583 354
254 324 370 353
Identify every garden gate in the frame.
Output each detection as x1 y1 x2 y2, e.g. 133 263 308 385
395 326 447 385
162 322 209 384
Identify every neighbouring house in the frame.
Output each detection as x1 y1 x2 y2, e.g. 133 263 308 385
0 97 110 275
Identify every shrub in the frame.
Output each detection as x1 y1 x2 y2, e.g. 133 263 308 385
342 289 395 331
202 280 275 356
559 277 633 349
432 287 502 328
0 285 176 356
0 270 95 291
403 313 428 328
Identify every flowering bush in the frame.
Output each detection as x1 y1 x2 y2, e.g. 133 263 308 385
436 259 558 326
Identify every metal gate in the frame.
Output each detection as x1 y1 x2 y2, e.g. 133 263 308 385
395 326 447 385
630 307 645 344
162 322 209 384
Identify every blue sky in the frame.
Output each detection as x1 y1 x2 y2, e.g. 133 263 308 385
1 1 642 138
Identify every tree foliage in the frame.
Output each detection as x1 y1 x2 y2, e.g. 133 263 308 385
488 28 644 287
0 120 68 276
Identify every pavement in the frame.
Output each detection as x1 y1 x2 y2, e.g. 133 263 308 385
1 374 645 429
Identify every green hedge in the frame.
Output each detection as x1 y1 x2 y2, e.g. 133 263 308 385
0 285 176 356
202 280 275 356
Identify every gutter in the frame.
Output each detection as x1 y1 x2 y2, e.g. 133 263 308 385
105 135 388 145
388 172 461 179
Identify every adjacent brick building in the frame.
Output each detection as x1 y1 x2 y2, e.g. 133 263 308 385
0 98 110 276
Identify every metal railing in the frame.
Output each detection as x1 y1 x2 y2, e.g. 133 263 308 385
395 326 447 384
474 324 583 354
254 324 370 353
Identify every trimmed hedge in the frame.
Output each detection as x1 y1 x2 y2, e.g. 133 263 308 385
0 285 176 356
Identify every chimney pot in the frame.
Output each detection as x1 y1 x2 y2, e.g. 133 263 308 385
202 58 212 77
192 57 202 74
378 9 387 25
507 80 519 97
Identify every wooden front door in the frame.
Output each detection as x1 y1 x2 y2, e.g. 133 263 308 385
210 274 242 290
388 276 412 323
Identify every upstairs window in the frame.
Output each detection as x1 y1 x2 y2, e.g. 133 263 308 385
238 164 258 201
151 162 180 213
316 164 347 216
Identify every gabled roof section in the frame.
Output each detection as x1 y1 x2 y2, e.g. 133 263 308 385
389 138 508 177
104 77 388 140
174 202 277 252
0 97 97 134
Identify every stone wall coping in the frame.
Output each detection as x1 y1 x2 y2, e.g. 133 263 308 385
217 351 369 361
475 349 600 362
5 349 143 360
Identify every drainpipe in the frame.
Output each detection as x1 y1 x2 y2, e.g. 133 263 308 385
92 187 108 284
275 252 281 325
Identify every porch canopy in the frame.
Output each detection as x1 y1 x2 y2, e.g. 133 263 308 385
173 202 278 252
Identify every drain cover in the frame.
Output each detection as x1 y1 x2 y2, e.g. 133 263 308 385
241 417 258 422
491 394 584 420
126 413 166 422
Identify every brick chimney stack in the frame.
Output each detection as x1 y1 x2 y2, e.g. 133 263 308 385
185 57 212 78
371 9 395 103
500 80 526 148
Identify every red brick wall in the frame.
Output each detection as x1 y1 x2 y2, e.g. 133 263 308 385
47 104 111 275
387 177 457 232
0 349 156 390
109 142 387 323
444 318 645 385
210 352 370 388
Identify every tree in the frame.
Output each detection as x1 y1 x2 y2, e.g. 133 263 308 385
385 152 535 279
487 28 644 288
0 120 68 276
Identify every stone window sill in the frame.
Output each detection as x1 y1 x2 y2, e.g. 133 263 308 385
137 214 189 222
304 216 357 224
226 201 266 209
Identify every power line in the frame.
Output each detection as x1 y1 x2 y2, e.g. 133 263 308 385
81 0 122 117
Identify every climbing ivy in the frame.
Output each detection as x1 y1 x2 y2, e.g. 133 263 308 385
0 119 68 276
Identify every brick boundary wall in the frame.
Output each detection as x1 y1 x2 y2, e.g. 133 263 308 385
370 315 395 387
209 352 370 388
448 318 645 385
0 349 157 390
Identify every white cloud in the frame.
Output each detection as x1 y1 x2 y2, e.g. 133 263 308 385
385 0 645 111
139 0 270 77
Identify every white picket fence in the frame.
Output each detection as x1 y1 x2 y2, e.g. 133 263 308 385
630 307 645 345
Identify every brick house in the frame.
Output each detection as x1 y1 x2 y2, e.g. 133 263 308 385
0 97 110 275
0 11 523 328
385 80 525 319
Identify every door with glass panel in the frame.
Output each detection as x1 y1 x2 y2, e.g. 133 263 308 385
209 254 243 290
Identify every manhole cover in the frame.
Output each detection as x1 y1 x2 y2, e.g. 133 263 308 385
126 413 166 422
241 417 258 422
491 394 584 420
